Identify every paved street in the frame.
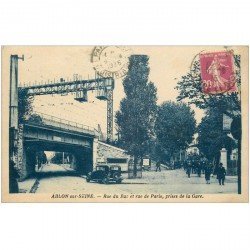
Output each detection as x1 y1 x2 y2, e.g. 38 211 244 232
33 163 237 194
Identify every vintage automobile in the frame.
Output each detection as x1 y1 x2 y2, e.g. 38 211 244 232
86 165 123 184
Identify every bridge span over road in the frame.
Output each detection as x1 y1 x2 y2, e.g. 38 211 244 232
17 113 99 179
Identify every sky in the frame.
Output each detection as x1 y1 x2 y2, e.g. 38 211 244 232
3 45 240 136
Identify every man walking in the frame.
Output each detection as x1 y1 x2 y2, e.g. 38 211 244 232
186 160 192 178
197 161 202 177
155 161 161 172
217 163 226 185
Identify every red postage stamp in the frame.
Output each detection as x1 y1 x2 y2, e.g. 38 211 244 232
199 51 237 94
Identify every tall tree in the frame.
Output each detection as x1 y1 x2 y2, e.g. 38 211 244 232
198 108 236 164
115 55 158 175
155 101 196 162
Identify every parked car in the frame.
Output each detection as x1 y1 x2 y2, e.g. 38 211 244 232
86 165 123 184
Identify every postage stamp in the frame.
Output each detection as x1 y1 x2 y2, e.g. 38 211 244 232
91 46 131 79
199 51 237 94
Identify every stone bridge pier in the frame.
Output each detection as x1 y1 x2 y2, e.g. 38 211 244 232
70 147 93 174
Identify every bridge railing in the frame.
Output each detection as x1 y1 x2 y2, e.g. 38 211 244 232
27 112 99 136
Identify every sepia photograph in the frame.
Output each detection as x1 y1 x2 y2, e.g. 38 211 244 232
1 2 250 250
1 46 248 202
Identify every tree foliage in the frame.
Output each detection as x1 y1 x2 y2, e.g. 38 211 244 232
115 55 158 161
175 55 241 119
176 53 241 164
155 101 196 162
28 113 43 124
198 108 236 163
18 88 43 125
18 88 34 123
51 152 64 164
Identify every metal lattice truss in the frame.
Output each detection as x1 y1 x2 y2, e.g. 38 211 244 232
19 77 114 96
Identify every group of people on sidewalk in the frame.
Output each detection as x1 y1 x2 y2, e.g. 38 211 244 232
155 158 227 186
185 159 226 185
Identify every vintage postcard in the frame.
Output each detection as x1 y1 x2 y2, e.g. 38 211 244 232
1 46 248 202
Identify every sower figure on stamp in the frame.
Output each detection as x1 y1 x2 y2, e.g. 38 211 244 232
217 163 226 185
207 55 230 91
155 161 161 172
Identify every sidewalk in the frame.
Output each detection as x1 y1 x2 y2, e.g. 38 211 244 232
120 168 238 194
18 165 44 193
18 163 76 193
124 168 237 183
18 178 38 193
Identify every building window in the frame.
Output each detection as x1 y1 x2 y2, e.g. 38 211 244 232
107 158 127 164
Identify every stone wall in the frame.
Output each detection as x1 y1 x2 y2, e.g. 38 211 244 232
17 124 25 179
97 142 131 171
17 124 37 180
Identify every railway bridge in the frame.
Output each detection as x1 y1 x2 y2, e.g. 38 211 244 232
17 113 99 179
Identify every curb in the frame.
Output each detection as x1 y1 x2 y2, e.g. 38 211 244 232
29 179 40 193
28 164 44 193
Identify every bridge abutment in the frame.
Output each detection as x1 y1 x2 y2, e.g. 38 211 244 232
19 147 36 180
82 147 93 174
17 125 38 180
71 147 93 175
70 154 77 170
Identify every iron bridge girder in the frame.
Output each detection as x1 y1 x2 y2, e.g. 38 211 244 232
19 78 114 96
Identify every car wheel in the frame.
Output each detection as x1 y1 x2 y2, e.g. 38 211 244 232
116 179 122 184
113 173 119 179
86 178 90 183
102 177 109 184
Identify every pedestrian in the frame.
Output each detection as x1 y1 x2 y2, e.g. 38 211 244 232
205 163 213 184
9 160 20 193
197 162 202 177
191 160 197 174
183 160 187 171
155 161 161 172
186 160 192 178
217 163 226 185
200 158 207 174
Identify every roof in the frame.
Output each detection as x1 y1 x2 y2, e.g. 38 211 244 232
98 141 128 153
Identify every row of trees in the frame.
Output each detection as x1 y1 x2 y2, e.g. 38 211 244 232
155 102 196 162
176 55 241 165
115 53 241 172
115 55 196 171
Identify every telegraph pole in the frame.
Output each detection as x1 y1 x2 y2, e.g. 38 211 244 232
231 116 241 194
9 54 24 162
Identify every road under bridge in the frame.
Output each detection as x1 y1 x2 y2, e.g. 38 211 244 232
17 113 98 179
